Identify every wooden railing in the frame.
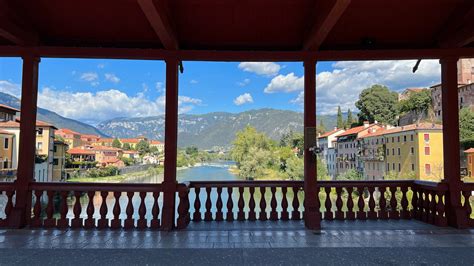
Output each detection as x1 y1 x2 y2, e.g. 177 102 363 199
0 182 15 227
28 182 164 229
412 181 448 226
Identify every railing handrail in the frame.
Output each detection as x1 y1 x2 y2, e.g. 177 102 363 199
29 181 163 192
0 181 15 191
187 180 303 188
413 180 448 190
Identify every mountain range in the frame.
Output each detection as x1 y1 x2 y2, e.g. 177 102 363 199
0 92 343 149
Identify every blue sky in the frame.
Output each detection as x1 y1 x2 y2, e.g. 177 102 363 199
0 58 441 125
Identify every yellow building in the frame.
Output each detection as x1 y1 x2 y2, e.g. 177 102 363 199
52 140 68 181
0 130 14 169
55 128 82 148
464 148 474 178
383 123 443 181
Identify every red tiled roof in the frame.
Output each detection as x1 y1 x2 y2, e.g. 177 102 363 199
68 148 96 155
150 140 163 144
99 138 114 142
465 148 474 154
91 146 122 152
360 123 442 138
336 125 374 137
102 158 122 163
81 134 100 139
120 138 141 143
0 119 56 129
0 104 19 113
318 128 344 139
0 129 13 135
57 128 81 135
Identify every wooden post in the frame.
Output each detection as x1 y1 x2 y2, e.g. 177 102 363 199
303 59 321 230
9 54 40 228
161 57 179 230
440 57 468 229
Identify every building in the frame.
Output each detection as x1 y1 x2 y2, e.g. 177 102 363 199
150 140 164 153
335 122 382 177
317 128 345 179
68 147 96 168
358 127 388 180
89 146 124 168
93 138 114 147
120 137 148 149
123 150 140 160
52 140 68 181
56 128 82 148
326 146 337 179
0 130 14 170
464 148 474 178
458 58 474 85
0 104 19 122
80 134 101 145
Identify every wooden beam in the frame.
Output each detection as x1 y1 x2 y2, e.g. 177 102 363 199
303 0 351 51
0 1 37 45
137 0 178 50
438 2 474 48
4 46 474 62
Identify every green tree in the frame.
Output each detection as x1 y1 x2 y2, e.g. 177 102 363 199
285 156 304 180
346 109 353 128
231 126 274 166
136 140 150 155
337 169 363 181
317 157 330 181
317 120 327 134
355 84 399 125
185 146 199 156
337 106 344 129
460 107 474 148
398 89 432 114
238 147 276 180
122 142 131 150
112 138 122 148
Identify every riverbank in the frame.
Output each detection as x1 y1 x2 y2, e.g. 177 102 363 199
67 166 164 183
228 165 288 180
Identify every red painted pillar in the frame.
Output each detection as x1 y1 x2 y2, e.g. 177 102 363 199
440 57 468 229
161 57 179 230
303 59 321 230
9 54 40 228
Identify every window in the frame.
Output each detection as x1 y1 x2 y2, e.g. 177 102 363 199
424 133 430 142
3 138 8 149
424 147 430 155
53 159 59 165
398 163 401 172
425 164 431 175
411 164 415 171
37 128 43 136
398 148 401 155
386 163 389 171
397 136 400 142
392 163 395 171
386 149 389 156
392 137 395 143
3 159 8 169
410 147 414 154
37 142 43 150
386 138 389 143
403 135 407 142
392 148 395 155
53 145 57 153
410 135 414 141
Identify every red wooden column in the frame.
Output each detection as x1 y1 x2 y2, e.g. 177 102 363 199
440 57 468 229
9 54 40 228
303 59 321 230
161 57 179 230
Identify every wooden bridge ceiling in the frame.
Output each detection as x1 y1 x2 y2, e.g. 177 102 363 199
0 0 473 52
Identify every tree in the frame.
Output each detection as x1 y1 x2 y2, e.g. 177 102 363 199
337 169 363 181
185 146 199 156
285 156 304 180
355 84 399 125
231 126 274 166
122 143 131 150
336 106 344 129
398 89 432 115
317 120 326 134
112 138 122 148
346 109 353 128
460 107 474 148
136 140 150 155
316 157 330 181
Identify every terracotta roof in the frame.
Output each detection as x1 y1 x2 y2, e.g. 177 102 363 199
81 134 100 139
120 138 141 143
99 138 114 142
361 123 442 139
57 128 81 135
68 148 96 155
465 148 474 154
0 119 56 129
0 104 19 113
359 128 388 139
102 158 122 163
318 128 344 139
337 124 376 137
150 140 163 144
91 146 122 152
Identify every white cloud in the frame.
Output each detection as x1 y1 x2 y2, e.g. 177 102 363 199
233 93 254 106
237 78 251 87
155 82 164 92
0 80 21 97
97 63 105 69
37 87 202 125
264 73 304 93
238 62 281 76
263 60 441 114
80 72 99 86
104 73 120 83
190 79 198 84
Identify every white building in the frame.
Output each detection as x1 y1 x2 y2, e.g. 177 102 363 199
317 128 345 179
